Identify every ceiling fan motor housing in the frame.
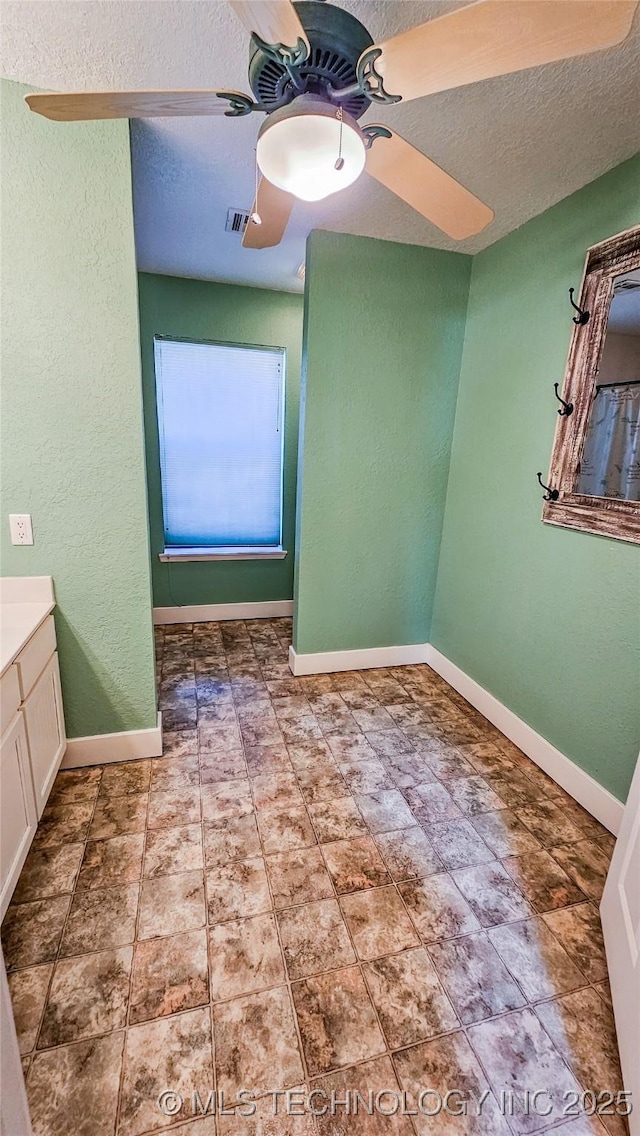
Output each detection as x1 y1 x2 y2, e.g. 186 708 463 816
248 0 374 119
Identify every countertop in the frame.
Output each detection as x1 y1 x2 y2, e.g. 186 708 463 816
0 577 56 677
0 602 56 677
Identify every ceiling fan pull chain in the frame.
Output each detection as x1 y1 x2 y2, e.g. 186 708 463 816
251 151 262 226
335 106 345 171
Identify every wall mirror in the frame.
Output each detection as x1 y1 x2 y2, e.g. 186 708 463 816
543 225 640 543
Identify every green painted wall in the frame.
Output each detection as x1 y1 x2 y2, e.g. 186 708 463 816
138 272 303 607
432 156 640 803
0 79 157 738
294 231 471 655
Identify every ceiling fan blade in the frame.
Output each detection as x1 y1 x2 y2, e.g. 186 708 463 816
243 177 295 249
24 89 255 121
370 0 638 103
228 1 310 51
365 129 493 241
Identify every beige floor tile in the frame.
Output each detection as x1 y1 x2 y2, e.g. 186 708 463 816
427 818 495 870
429 931 525 1024
38 947 132 1047
147 786 201 829
265 846 334 909
27 1032 125 1136
88 794 148 840
314 1055 415 1135
452 862 533 927
364 728 417 759
542 902 608 983
149 753 199 793
143 824 203 877
364 947 459 1047
251 771 304 810
471 808 542 857
206 857 271 922
550 840 611 901
307 797 367 843
515 801 584 846
418 745 476 781
277 897 356 979
393 1030 511 1135
375 826 442 880
46 767 102 807
208 913 284 1000
338 759 393 795
321 836 391 894
60 884 139 957
291 966 385 1076
99 760 151 798
129 928 208 1023
2 894 71 969
9 621 623 1136
256 803 317 854
76 833 144 891
218 1089 313 1136
340 885 419 960
33 801 94 848
446 774 507 816
295 764 350 804
399 873 480 943
119 1008 213 1136
12 843 83 903
468 1007 581 1134
203 813 261 867
327 734 379 762
137 871 205 939
501 849 586 912
200 779 253 822
244 742 293 776
535 989 626 1136
8 964 53 1054
488 917 586 1002
405 782 463 824
214 986 303 1101
355 789 416 833
200 749 247 783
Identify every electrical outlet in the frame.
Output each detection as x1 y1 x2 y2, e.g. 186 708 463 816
9 514 34 546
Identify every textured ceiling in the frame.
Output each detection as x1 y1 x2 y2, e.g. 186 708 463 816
2 0 639 293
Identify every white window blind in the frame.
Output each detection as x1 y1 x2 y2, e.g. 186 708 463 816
154 337 285 549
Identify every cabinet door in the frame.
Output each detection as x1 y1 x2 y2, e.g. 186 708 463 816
0 713 37 920
23 653 66 818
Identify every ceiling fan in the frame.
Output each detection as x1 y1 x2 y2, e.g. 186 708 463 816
25 0 638 249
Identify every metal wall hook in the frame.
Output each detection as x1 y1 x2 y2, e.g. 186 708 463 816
569 288 590 326
553 383 573 416
537 472 559 501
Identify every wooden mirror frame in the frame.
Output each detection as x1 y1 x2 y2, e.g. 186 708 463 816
543 225 640 544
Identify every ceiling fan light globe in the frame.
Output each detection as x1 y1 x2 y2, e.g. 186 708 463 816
256 96 366 203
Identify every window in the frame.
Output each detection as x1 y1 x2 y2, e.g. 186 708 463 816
154 336 286 557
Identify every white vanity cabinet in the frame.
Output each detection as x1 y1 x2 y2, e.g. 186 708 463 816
0 710 36 916
0 579 66 918
19 622 66 815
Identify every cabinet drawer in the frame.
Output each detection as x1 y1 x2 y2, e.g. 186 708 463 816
16 615 56 699
0 665 21 735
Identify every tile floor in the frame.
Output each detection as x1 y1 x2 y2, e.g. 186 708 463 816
2 618 627 1136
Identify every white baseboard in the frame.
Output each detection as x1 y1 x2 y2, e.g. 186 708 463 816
426 646 624 836
62 713 163 768
288 642 431 676
153 600 294 626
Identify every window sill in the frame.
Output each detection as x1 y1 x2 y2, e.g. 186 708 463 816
159 547 288 563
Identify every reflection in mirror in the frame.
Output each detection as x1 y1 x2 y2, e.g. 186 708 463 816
577 269 640 501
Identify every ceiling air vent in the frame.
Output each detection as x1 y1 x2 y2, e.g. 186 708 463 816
225 208 250 235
